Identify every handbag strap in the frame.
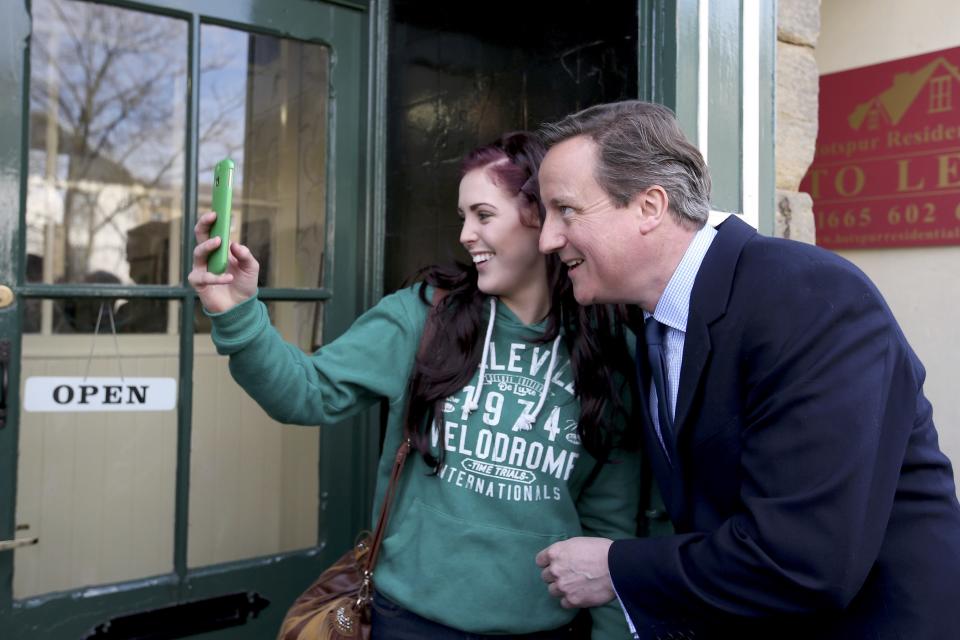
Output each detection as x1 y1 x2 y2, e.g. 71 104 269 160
364 437 411 572
363 286 449 574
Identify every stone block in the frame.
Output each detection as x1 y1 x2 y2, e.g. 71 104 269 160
776 42 819 191
778 0 821 48
775 189 816 244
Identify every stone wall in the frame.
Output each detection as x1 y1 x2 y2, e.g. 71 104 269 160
775 0 820 242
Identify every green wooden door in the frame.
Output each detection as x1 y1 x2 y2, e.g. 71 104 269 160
0 0 378 637
640 0 776 233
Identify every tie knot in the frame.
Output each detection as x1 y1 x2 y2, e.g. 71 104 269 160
645 317 667 346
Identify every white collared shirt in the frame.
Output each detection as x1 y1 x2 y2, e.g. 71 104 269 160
643 223 717 439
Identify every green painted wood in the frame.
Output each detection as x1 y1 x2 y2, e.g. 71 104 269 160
0 0 32 620
758 0 777 236
247 289 335 302
1 0 376 634
641 0 766 219
104 0 362 39
638 0 677 107
314 2 380 558
5 550 332 639
638 0 702 145
13 285 334 301
707 0 743 214
364 0 389 308
173 12 202 586
672 0 701 143
356 0 390 517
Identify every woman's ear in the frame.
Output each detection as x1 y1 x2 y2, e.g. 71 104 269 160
521 198 543 228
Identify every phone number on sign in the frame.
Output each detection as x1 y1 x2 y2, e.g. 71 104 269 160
815 198 960 248
816 201 960 230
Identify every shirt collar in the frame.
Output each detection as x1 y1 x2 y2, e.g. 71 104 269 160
647 223 717 333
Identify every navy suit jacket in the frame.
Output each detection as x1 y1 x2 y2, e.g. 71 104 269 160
610 216 960 639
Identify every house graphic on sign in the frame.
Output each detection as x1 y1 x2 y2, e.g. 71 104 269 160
848 56 960 131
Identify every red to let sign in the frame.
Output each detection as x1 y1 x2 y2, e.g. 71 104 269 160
801 47 960 249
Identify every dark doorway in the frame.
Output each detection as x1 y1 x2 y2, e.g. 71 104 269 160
385 1 639 292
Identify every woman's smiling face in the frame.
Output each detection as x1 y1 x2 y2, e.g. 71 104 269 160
458 166 547 306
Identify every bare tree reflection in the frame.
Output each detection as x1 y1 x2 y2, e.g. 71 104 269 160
28 0 238 284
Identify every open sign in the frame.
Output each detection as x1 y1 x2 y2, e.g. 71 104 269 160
24 377 177 412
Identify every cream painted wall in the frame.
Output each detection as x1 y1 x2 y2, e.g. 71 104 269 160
817 0 960 485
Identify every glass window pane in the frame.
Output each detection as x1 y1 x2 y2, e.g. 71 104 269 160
14 305 181 598
189 302 321 567
26 0 187 286
24 296 177 335
198 25 329 290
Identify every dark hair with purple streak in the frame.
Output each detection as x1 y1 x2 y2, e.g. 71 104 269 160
460 132 546 228
403 132 639 473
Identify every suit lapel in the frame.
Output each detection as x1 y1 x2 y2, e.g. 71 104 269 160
672 216 755 440
673 312 710 435
631 217 755 523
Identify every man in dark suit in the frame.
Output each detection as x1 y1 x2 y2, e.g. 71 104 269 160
534 100 960 639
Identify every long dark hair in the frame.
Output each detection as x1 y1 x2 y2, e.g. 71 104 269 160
404 132 638 473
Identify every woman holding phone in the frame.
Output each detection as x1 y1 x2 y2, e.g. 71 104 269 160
189 132 640 639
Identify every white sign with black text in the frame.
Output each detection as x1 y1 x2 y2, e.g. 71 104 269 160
24 377 177 412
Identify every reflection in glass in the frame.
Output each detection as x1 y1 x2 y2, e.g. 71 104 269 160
26 0 187 295
198 25 329 291
24 288 177 337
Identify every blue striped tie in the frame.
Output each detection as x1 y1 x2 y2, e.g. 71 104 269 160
645 317 674 461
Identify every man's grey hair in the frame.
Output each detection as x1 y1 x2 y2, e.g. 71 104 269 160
539 100 712 227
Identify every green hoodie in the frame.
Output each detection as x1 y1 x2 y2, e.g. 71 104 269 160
209 286 640 638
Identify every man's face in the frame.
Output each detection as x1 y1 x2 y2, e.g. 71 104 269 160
538 136 641 305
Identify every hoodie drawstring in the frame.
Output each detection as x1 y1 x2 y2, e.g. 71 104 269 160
513 334 562 432
466 298 497 413
463 298 563 433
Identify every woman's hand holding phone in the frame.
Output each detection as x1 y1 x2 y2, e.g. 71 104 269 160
188 211 259 313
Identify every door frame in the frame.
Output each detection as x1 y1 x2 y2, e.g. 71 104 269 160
0 0 386 636
639 0 776 233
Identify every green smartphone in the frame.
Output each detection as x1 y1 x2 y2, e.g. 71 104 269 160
208 157 235 275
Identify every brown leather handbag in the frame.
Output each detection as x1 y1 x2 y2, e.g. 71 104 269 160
276 438 411 640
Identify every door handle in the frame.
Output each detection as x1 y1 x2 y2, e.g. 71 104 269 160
0 537 38 552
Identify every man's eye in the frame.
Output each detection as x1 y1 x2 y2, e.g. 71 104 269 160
559 206 575 217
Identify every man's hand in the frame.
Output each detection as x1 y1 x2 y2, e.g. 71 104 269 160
536 537 615 608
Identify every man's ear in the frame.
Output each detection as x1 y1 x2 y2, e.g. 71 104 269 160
633 186 670 233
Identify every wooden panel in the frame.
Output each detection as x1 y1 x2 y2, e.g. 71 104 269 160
187 338 318 568
15 333 318 591
14 336 178 598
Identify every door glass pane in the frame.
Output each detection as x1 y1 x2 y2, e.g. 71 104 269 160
24 293 179 335
189 302 321 567
14 304 181 598
25 0 187 286
198 25 329 290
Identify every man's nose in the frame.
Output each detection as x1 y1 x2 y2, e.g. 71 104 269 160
539 214 565 254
